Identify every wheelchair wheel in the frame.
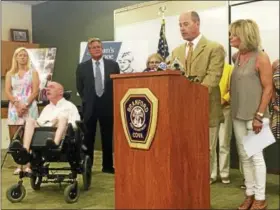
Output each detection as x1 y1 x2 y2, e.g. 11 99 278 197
64 182 80 203
82 155 92 191
6 184 26 203
30 175 42 190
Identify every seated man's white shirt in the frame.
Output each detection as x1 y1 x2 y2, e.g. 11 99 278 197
37 98 80 128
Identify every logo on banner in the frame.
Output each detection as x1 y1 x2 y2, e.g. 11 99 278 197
120 88 158 150
80 42 122 63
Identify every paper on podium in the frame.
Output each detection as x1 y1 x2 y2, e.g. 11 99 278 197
243 119 276 158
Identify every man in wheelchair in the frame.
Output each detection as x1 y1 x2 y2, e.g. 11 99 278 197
6 81 92 203
10 81 80 173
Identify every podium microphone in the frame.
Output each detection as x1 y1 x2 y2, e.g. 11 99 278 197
165 55 172 66
171 58 185 75
157 62 168 71
170 58 199 82
187 75 199 82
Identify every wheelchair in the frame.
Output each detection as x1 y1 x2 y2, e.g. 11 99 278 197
4 92 92 204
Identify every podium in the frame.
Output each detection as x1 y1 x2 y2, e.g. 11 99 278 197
110 70 210 209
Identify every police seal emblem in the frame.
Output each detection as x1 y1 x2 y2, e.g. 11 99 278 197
120 88 158 150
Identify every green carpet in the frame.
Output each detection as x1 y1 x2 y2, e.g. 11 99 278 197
1 150 279 209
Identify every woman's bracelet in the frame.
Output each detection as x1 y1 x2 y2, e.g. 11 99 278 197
271 101 277 107
254 116 263 123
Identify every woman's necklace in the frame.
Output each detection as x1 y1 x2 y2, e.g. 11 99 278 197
237 53 252 66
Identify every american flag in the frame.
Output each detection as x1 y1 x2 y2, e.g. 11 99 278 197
157 19 169 60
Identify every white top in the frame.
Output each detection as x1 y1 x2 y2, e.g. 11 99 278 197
92 57 105 89
185 33 202 57
37 98 80 128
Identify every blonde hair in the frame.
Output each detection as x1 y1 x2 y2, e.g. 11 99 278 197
87 37 102 47
229 19 262 52
8 47 31 75
146 53 164 68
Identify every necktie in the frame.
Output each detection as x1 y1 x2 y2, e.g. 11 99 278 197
185 42 193 76
95 61 103 97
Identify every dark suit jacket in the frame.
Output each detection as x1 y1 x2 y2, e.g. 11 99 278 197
76 58 120 122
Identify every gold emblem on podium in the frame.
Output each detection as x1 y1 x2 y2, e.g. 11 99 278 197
120 88 158 150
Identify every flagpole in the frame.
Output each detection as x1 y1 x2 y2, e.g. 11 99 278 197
159 6 167 59
157 5 169 60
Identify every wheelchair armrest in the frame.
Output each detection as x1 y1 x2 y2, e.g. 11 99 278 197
75 120 86 134
30 127 57 148
62 121 86 148
65 123 75 138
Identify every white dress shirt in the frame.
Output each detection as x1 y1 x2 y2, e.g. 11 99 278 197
37 98 80 128
92 57 105 89
185 33 202 57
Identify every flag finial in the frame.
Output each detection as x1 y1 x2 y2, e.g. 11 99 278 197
158 5 167 19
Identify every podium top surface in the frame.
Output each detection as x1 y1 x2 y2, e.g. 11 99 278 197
110 70 182 79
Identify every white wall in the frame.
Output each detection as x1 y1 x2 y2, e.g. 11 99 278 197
230 0 279 62
114 1 225 27
1 1 33 41
1 119 10 149
229 0 251 5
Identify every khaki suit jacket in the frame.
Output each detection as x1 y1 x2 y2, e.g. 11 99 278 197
171 35 225 127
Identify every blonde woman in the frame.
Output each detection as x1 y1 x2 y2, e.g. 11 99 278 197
229 19 273 209
143 53 164 72
5 47 40 174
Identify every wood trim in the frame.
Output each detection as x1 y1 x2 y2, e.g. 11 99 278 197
110 70 182 79
1 108 8 119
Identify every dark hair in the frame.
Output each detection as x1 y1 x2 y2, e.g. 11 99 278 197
191 11 200 23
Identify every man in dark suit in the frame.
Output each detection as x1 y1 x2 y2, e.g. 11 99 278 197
76 37 120 174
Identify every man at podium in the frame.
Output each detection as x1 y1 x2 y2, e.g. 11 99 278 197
170 11 225 184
